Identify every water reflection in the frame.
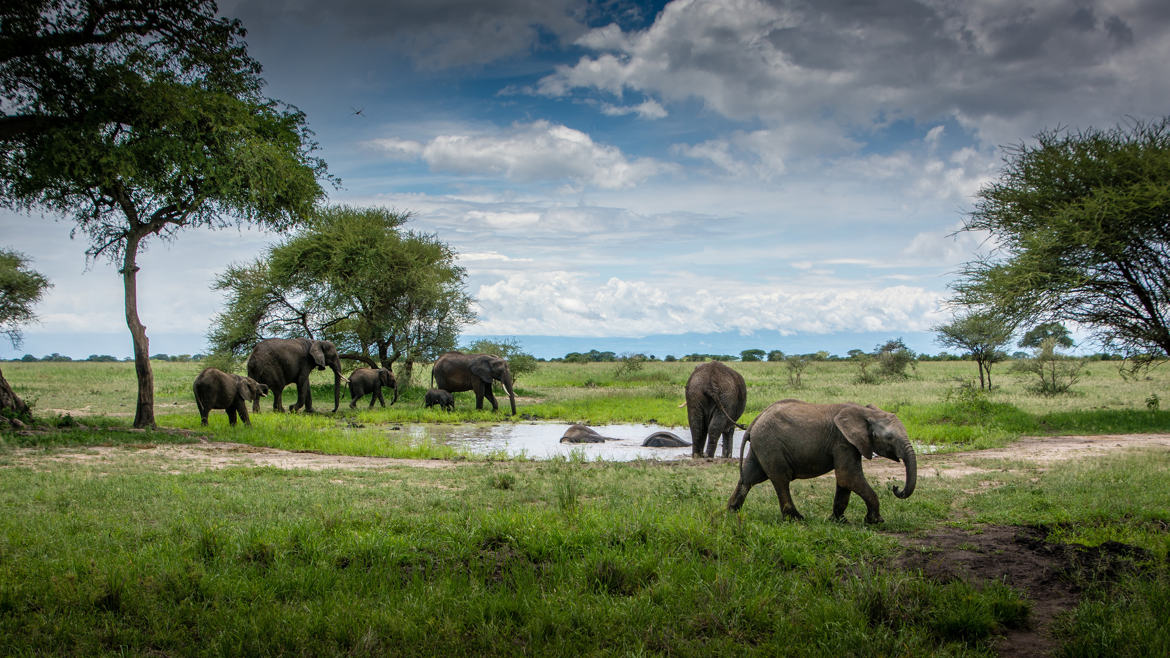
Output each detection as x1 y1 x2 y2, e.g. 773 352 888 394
398 422 748 461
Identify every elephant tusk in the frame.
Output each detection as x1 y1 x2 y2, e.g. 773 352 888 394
677 401 687 408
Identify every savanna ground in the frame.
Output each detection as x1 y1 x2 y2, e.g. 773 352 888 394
2 359 1170 656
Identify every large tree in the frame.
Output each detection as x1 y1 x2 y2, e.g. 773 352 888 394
1 0 258 144
0 248 51 418
209 206 475 384
952 118 1170 365
934 311 1015 390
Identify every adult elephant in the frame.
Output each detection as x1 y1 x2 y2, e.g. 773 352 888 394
247 338 345 413
431 352 516 415
685 361 747 458
726 400 916 524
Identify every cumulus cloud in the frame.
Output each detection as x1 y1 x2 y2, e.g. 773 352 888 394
368 121 672 189
537 0 1170 149
472 270 947 337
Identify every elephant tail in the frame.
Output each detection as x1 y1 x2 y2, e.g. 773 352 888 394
709 382 747 431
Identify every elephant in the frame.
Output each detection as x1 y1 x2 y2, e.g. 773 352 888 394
192 367 269 427
726 399 917 524
246 337 345 413
685 361 747 458
348 367 398 409
641 430 691 447
424 388 454 412
431 352 516 415
560 424 618 443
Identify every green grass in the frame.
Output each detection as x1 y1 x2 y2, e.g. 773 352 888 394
0 447 1167 655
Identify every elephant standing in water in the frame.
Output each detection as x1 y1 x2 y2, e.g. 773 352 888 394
431 352 516 415
192 367 269 426
685 361 747 458
247 338 345 413
727 400 917 524
348 367 397 408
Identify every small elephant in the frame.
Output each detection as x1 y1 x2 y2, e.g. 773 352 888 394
193 367 269 427
349 367 398 408
727 399 917 524
685 361 747 458
560 424 618 443
641 431 691 447
424 388 454 412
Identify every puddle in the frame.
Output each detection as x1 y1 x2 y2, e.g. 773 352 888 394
397 422 747 461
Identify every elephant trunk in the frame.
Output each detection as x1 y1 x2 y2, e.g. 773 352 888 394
891 437 917 499
502 372 516 415
331 366 342 412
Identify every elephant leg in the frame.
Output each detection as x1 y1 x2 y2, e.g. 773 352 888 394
831 483 852 520
688 406 708 457
293 375 310 412
720 426 735 459
484 388 498 412
238 402 251 427
840 465 883 523
271 385 286 412
350 392 359 409
227 407 238 426
704 416 724 458
768 474 803 520
373 388 384 408
727 448 768 511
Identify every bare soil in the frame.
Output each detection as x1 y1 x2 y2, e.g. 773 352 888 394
6 432 1168 657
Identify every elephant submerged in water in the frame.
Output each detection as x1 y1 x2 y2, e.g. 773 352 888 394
247 338 346 413
727 399 917 524
641 431 691 447
431 352 516 415
560 424 618 443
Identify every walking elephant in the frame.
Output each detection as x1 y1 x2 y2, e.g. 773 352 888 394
193 367 269 426
246 338 345 413
431 352 516 415
424 388 454 412
685 361 747 458
726 400 917 524
348 367 397 409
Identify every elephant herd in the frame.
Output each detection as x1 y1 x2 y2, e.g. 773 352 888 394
193 349 917 523
192 340 518 426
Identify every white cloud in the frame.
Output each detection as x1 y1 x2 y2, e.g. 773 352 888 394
600 99 669 119
367 120 672 189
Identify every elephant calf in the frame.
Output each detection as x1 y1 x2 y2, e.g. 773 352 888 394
424 388 454 412
727 400 916 524
193 367 269 427
560 424 617 443
348 367 397 409
641 431 691 447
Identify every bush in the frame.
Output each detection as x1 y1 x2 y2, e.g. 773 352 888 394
1011 337 1083 395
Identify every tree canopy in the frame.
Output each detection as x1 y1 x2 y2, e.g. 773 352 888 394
934 311 1014 389
0 248 50 418
209 206 475 380
952 117 1170 364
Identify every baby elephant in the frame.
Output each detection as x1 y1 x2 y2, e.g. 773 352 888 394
193 367 269 427
424 388 454 412
642 431 691 447
349 367 397 408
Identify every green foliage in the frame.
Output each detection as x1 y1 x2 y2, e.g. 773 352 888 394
934 310 1015 389
209 206 474 372
953 117 1170 363
740 348 765 362
1011 337 1084 395
613 353 646 378
766 349 785 362
785 354 809 387
0 248 50 347
1019 322 1075 350
875 338 917 379
464 338 538 381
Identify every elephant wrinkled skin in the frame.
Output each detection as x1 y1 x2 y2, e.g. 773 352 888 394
247 338 344 413
431 352 516 415
424 388 454 412
641 431 691 447
193 367 269 427
560 424 617 443
727 399 917 524
685 361 747 458
348 367 397 408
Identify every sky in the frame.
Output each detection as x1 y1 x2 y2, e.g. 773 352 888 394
4 0 1170 360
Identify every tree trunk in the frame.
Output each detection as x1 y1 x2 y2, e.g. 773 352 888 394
399 358 415 389
0 365 31 420
123 233 155 429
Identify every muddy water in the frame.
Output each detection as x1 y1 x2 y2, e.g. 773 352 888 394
398 422 748 461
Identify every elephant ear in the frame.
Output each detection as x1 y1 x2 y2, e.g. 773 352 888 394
308 341 327 369
231 375 254 401
470 357 494 384
833 405 873 459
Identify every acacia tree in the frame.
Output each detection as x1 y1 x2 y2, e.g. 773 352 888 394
953 118 1170 366
208 206 475 383
934 311 1015 389
0 248 51 419
1 0 258 144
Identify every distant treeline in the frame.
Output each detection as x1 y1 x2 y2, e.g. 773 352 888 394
8 353 206 363
546 348 1126 363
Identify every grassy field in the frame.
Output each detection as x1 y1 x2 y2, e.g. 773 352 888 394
2 359 1169 655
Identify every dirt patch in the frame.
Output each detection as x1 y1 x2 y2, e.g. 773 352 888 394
895 524 1153 657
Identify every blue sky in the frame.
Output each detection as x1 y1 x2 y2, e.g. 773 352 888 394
4 0 1170 360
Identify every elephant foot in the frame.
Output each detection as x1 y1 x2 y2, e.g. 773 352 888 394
864 514 884 525
830 514 849 524
783 510 805 522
